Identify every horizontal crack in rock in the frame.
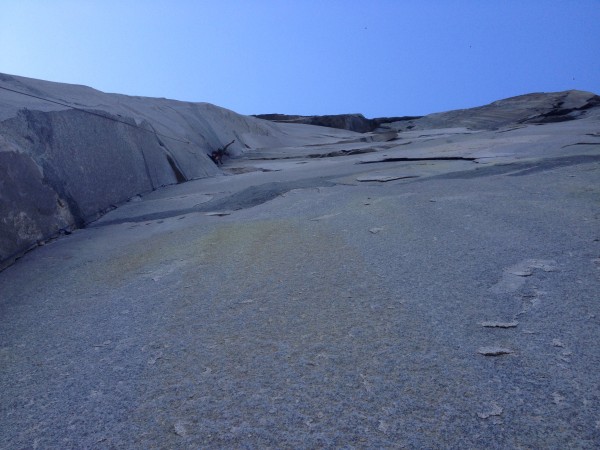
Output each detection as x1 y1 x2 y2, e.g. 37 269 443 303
357 156 478 164
426 154 600 180
308 148 378 158
561 142 600 148
247 148 379 161
480 321 519 328
356 175 419 182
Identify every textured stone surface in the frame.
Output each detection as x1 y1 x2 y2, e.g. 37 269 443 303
0 149 73 264
1 74 600 448
1 141 599 448
0 73 359 268
387 90 600 131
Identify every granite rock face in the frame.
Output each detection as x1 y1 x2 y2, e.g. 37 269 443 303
0 73 357 269
254 90 600 134
2 72 599 270
386 90 600 131
0 149 73 262
1 73 600 448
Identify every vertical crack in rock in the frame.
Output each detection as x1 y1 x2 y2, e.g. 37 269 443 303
165 153 186 184
146 122 188 184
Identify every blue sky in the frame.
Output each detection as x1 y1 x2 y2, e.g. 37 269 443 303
1 1 599 117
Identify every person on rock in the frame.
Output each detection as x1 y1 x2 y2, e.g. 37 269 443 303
208 139 235 165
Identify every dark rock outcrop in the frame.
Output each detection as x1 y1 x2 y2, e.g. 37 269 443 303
254 91 600 134
253 113 421 133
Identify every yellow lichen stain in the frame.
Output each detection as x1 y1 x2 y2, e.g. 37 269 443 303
85 219 297 289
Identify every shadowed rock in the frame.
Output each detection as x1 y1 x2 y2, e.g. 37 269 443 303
253 113 421 133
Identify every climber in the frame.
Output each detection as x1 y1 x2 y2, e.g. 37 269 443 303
207 139 235 165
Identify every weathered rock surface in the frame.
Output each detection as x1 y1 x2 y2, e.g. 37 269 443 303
2 74 600 272
0 73 358 269
1 74 599 448
254 91 600 134
254 112 420 133
386 90 600 131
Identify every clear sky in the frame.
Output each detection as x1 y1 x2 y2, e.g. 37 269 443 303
1 1 599 117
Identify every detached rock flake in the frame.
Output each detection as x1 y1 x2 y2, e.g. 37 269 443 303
477 346 514 356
